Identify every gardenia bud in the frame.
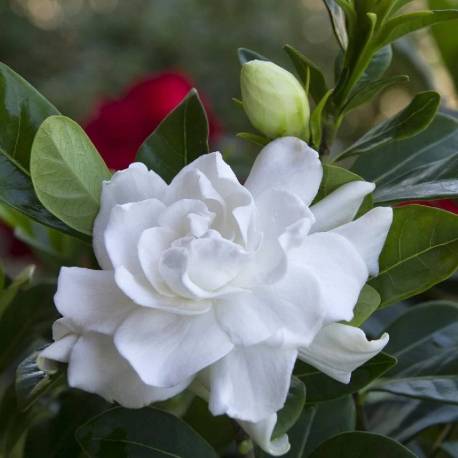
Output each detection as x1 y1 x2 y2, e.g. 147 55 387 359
241 60 310 139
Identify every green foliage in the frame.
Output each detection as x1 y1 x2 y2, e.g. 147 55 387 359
75 406 218 457
370 302 458 404
273 377 306 440
308 432 415 458
369 205 458 307
136 89 209 183
30 115 111 236
353 113 458 203
337 91 440 159
295 352 396 403
309 90 333 150
347 284 381 327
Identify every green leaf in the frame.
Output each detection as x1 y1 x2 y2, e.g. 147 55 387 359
352 113 458 203
273 377 306 440
347 284 381 327
0 151 85 239
324 0 348 49
308 432 416 458
312 164 373 215
76 406 218 458
358 45 393 85
15 349 65 412
0 264 35 320
370 302 458 404
377 9 458 49
236 132 270 146
238 47 269 65
30 115 111 236
0 61 59 171
310 90 333 149
284 45 328 104
337 91 440 160
136 89 209 183
342 75 409 114
304 396 355 457
0 284 56 373
369 205 458 307
295 352 396 403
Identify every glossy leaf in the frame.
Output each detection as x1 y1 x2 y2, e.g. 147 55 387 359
30 115 111 235
295 352 396 403
284 45 328 104
342 75 409 114
347 284 381 327
369 206 458 307
273 377 306 440
15 349 65 411
0 152 86 239
324 0 348 49
370 302 458 404
76 406 218 458
303 396 355 457
377 9 458 49
238 47 269 64
352 114 458 203
136 89 209 183
236 132 270 146
308 432 415 458
358 46 393 86
310 90 333 149
0 61 59 170
338 91 440 159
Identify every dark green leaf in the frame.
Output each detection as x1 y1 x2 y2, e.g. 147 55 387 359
369 206 458 307
136 89 209 183
347 284 381 327
0 152 86 239
358 46 393 85
308 432 416 458
295 352 396 403
352 114 458 203
30 115 111 235
324 0 348 49
15 350 65 412
284 45 328 104
304 396 355 457
370 302 458 404
238 47 269 65
0 284 56 373
0 61 59 170
377 9 458 49
310 90 333 149
342 75 409 114
273 377 306 440
76 406 218 458
338 91 440 159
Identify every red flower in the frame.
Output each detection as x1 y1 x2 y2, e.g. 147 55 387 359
85 72 221 170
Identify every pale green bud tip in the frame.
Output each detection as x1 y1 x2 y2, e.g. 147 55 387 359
240 60 310 139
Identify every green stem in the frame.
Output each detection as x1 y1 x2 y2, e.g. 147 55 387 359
353 392 367 431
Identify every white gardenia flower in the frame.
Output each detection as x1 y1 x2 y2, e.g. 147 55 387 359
39 137 392 456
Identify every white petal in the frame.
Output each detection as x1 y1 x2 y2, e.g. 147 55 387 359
299 323 389 383
287 232 368 323
105 199 165 274
245 137 322 205
310 180 375 233
55 268 135 334
215 291 280 346
332 206 393 276
68 332 188 408
38 335 78 370
238 414 290 457
208 344 297 422
93 163 166 269
115 308 233 387
114 266 211 315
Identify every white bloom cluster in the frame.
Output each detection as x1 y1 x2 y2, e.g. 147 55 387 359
40 137 391 455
